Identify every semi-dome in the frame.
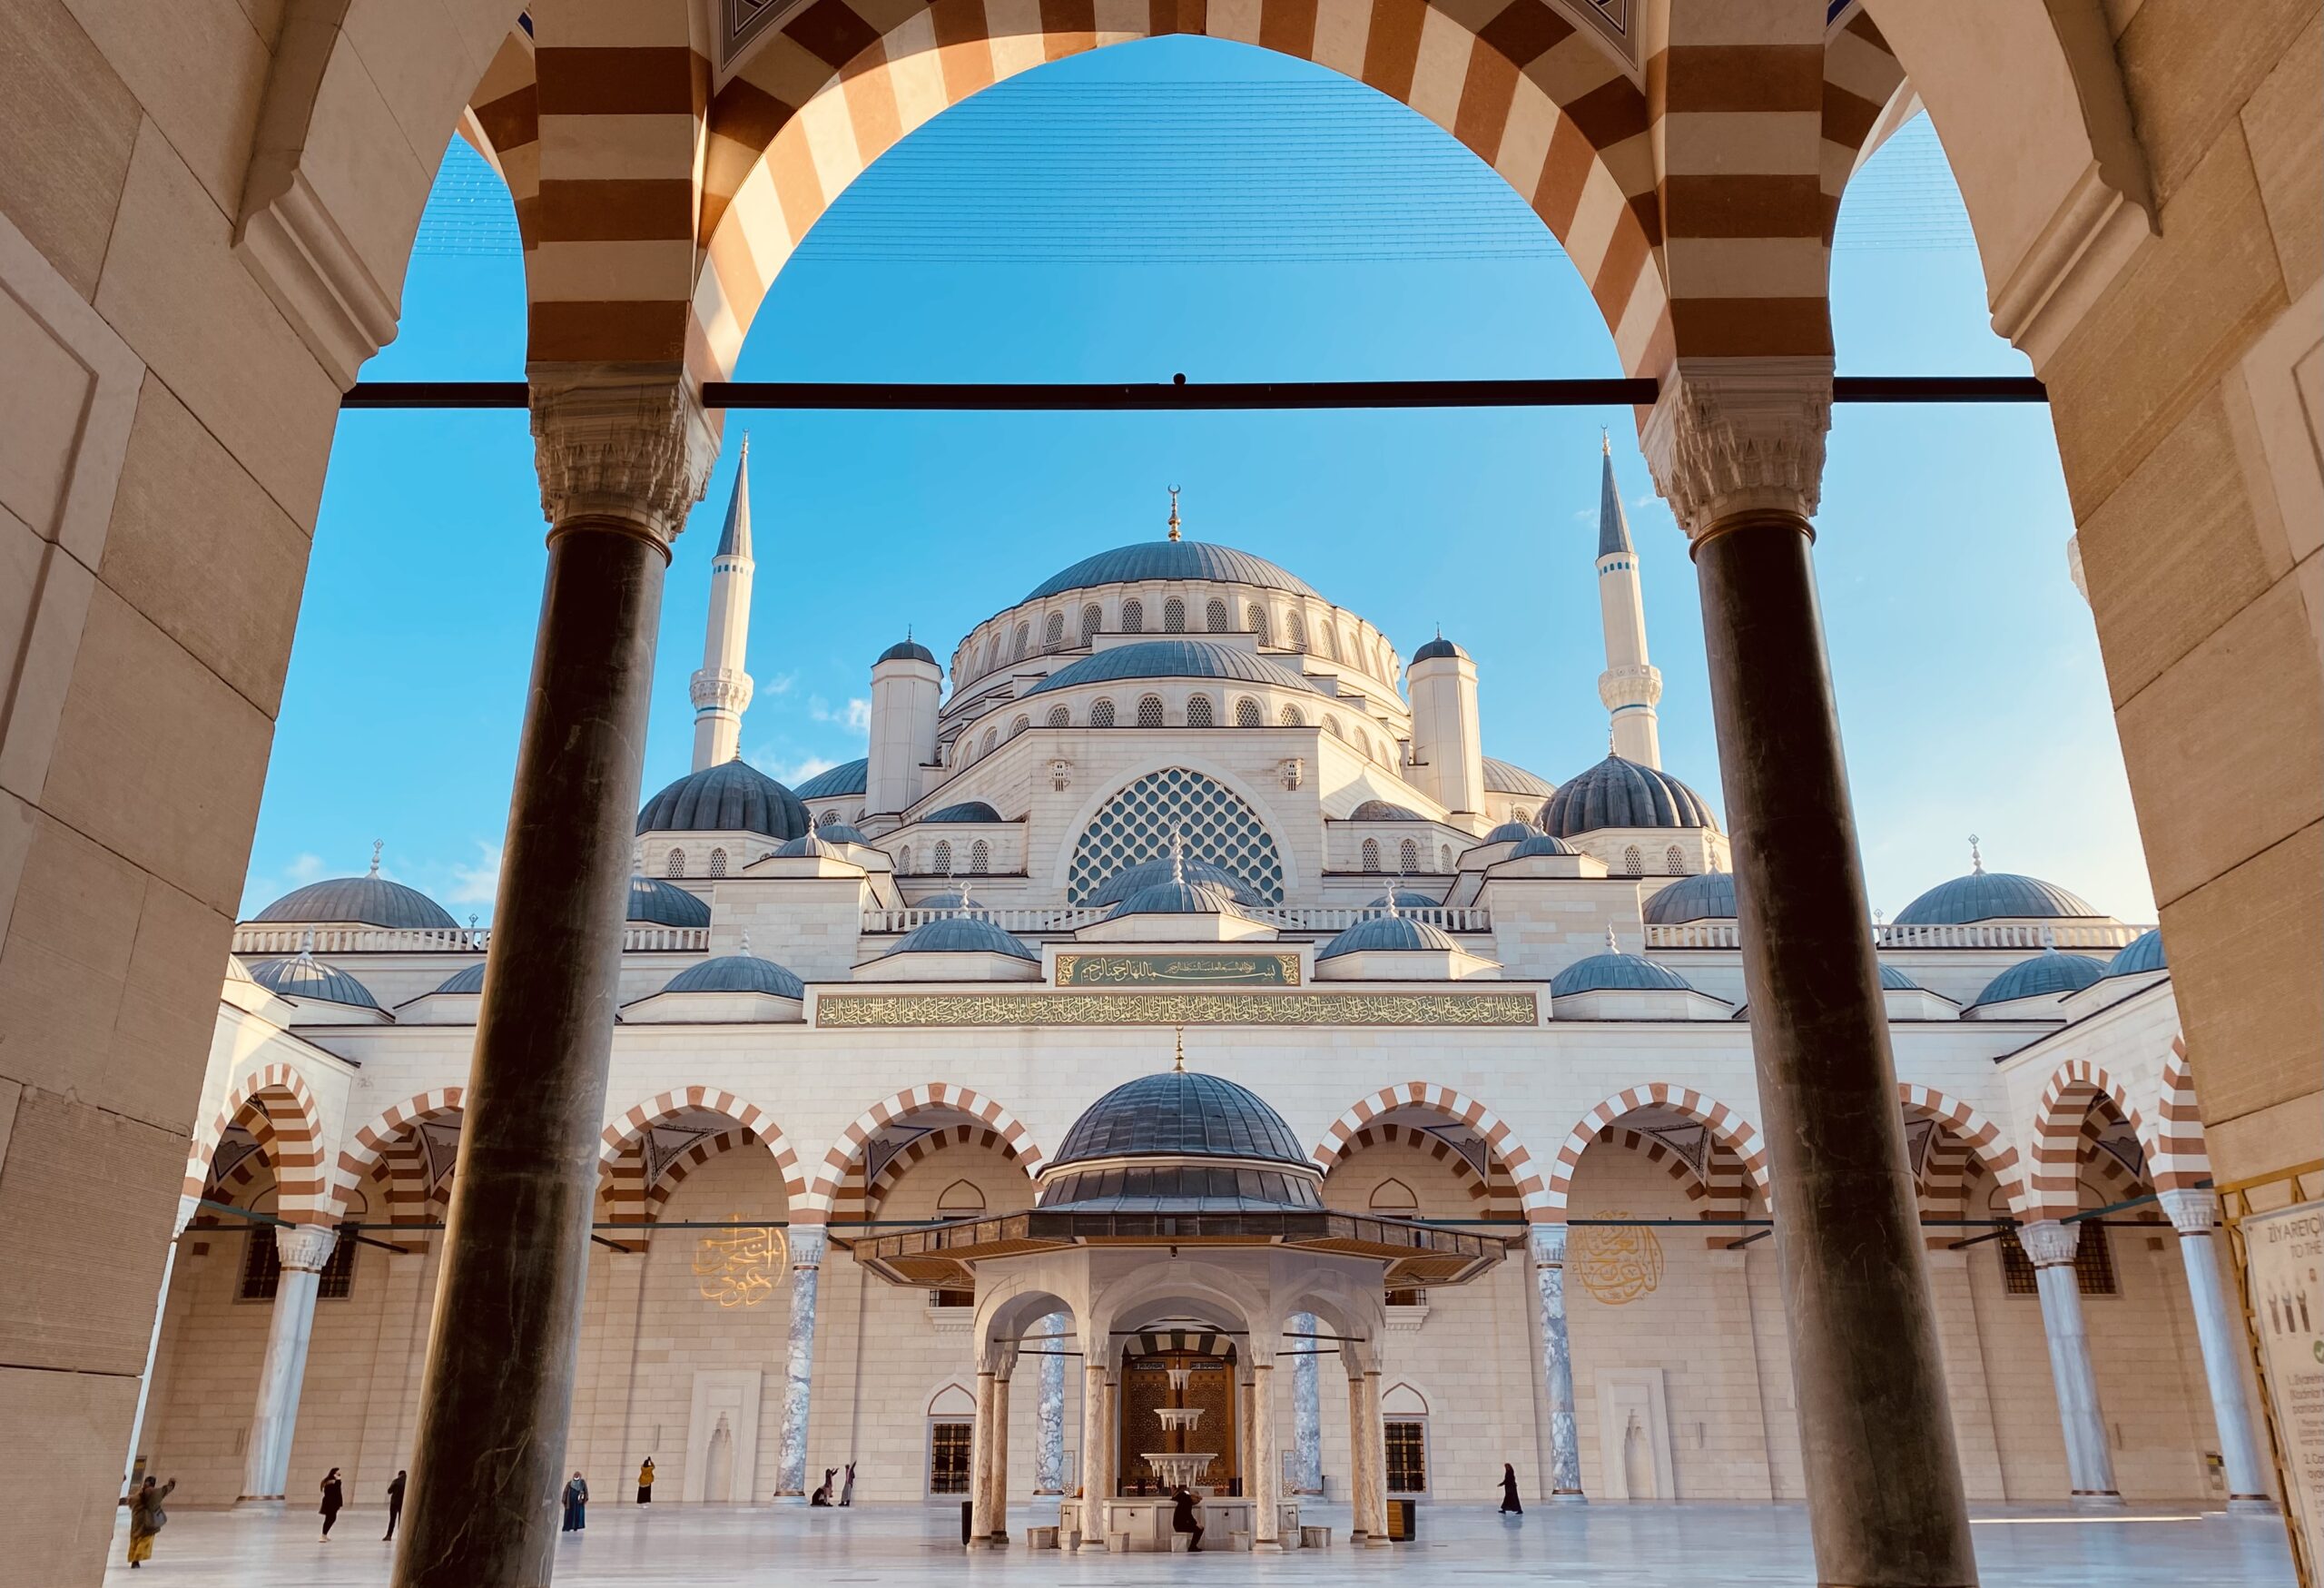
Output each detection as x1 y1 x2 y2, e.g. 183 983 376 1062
2104 928 2167 978
1541 754 1718 835
1411 635 1466 663
1894 870 2101 926
1317 913 1460 960
252 871 457 931
1049 1070 1311 1169
922 801 1004 824
1482 819 1542 843
1023 638 1324 698
886 915 1039 961
793 758 868 800
662 952 805 1000
1349 800 1423 821
1024 540 1320 603
877 637 936 665
1969 949 2109 1008
248 953 379 1010
1482 757 1556 799
1508 834 1579 859
1877 962 1923 991
629 876 712 927
1091 855 1262 908
1551 947 1695 998
1644 871 1737 924
433 962 487 995
636 758 809 839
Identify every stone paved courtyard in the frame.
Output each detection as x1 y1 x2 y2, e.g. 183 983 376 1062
103 1500 2295 1586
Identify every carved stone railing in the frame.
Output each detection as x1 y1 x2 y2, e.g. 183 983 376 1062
1644 921 2151 952
861 905 1493 936
231 924 710 955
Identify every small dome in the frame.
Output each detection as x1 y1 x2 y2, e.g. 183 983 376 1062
1644 871 1737 925
2104 928 2167 979
793 759 868 800
637 758 809 840
1876 962 1922 991
1541 754 1718 836
629 876 712 927
1024 638 1323 699
252 873 457 931
815 823 872 845
887 915 1039 962
1411 635 1466 663
433 962 487 995
1366 887 1442 911
1482 757 1556 799
1091 856 1262 909
1317 913 1460 960
922 801 1003 824
1893 871 2100 926
1508 833 1579 859
772 831 847 859
248 954 379 1009
1049 1070 1309 1169
878 637 937 665
1969 949 2109 1008
1482 819 1542 843
1551 949 1694 998
1024 540 1321 604
1109 878 1248 919
663 952 805 1000
1349 800 1423 822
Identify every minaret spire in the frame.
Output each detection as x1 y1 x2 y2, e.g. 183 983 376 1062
690 438 758 770
1592 439 1664 767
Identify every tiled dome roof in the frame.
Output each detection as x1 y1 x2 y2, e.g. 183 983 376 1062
628 876 711 927
1541 754 1718 835
1090 854 1261 908
636 758 809 840
1317 913 1460 960
1482 758 1556 798
923 801 1004 824
793 758 867 800
877 638 937 665
1025 541 1319 603
1643 871 1737 925
662 952 804 999
1895 871 2101 926
886 915 1039 961
1969 949 2108 1008
1049 1070 1309 1169
252 873 456 930
248 954 379 1009
2104 928 2167 978
1349 800 1423 821
433 962 487 994
1024 639 1323 698
1551 949 1694 998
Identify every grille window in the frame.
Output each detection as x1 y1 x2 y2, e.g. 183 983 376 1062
1068 766 1285 905
709 848 728 877
1362 839 1382 873
968 840 990 875
1080 605 1102 644
932 841 952 874
1047 706 1069 728
1206 598 1229 632
1667 845 1685 875
930 1422 972 1494
1384 1421 1428 1494
1399 838 1420 873
1137 695 1165 728
1163 597 1187 633
1121 599 1144 633
1280 705 1305 727
1235 696 1262 727
665 848 685 877
1186 695 1215 728
1624 845 1644 876
1091 698 1116 727
1043 612 1065 650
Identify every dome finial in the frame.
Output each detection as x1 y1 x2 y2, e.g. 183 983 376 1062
2039 924 2056 952
1968 833 1984 874
739 929 753 957
1606 925 1620 954
298 928 317 963
369 839 383 877
1173 1025 1186 1072
1168 829 1187 886
1167 485 1182 542
957 878 974 915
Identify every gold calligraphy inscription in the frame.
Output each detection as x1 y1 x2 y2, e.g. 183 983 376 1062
1054 952 1301 988
1571 1212 1664 1306
813 990 1538 1028
694 1217 788 1308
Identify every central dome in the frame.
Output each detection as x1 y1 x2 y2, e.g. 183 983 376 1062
1049 1070 1310 1169
1024 540 1320 603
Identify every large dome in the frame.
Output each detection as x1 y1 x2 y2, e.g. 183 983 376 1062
1024 638 1323 698
1025 540 1319 603
792 758 867 800
252 873 456 930
636 758 809 839
1892 871 2101 926
1049 1070 1310 1169
1541 754 1718 835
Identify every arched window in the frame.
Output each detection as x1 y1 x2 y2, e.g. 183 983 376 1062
981 727 999 755
1090 698 1116 728
1205 597 1229 632
1009 715 1029 738
1046 706 1070 728
1667 845 1685 875
1137 695 1165 728
1368 1178 1418 1211
1361 838 1382 873
1623 844 1644 876
709 847 728 877
1080 604 1102 645
1067 766 1287 904
968 840 990 874
1011 621 1030 661
1042 612 1065 650
1246 603 1269 644
936 1179 986 1216
816 809 840 828
1320 624 1339 661
1280 705 1305 727
1439 844 1452 871
1186 695 1215 728
1323 715 1344 739
1163 597 1187 633
932 840 953 874
1399 838 1420 873
1121 598 1144 634
665 848 685 877
982 636 1000 675
1287 609 1307 651
1234 696 1262 727
899 845 913 873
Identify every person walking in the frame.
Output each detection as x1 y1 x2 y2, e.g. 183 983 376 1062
1170 1484 1206 1552
125 1475 174 1569
563 1472 589 1533
318 1468 345 1540
635 1457 655 1504
1499 1462 1523 1515
839 1462 856 1507
383 1469 407 1541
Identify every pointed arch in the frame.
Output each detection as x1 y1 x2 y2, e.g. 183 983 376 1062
836 1121 1042 1224
806 1084 1046 1218
646 1127 769 1217
1320 1120 1522 1221
330 1087 468 1214
597 1087 807 1234
1545 1084 1771 1220
2147 1036 2211 1195
1310 1082 1548 1219
1896 1083 2027 1219
183 1063 330 1224
2029 1060 2157 1219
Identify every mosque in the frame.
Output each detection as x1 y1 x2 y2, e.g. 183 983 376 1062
143 440 2270 1534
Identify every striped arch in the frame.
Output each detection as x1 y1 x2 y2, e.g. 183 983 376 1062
599 1088 808 1233
330 1088 468 1217
1586 1123 1757 1248
805 1085 1046 1218
1545 1084 1770 1220
832 1122 1042 1225
2147 1037 2211 1193
1310 1082 1548 1219
1322 1120 1524 1222
182 1064 330 1225
1897 1084 2027 1224
2029 1060 2158 1219
645 1128 766 1218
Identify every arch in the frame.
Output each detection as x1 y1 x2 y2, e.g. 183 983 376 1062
1235 695 1263 727
1368 1176 1417 1210
1310 1082 1549 1218
2029 1060 2157 1219
968 839 990 873
183 1063 329 1225
1323 1119 1523 1221
1896 1083 2027 1219
666 847 686 877
1043 611 1066 649
645 1126 768 1217
1062 764 1289 905
598 1087 807 1228
1361 837 1382 872
710 846 730 876
1121 598 1144 634
805 1084 1047 1217
1046 705 1070 728
1090 697 1116 727
329 1086 468 1215
857 1122 1039 1218
1080 603 1103 644
1398 837 1420 873
1137 695 1165 728
1205 597 1230 632
1380 1382 1429 1416
1545 1084 1771 1220
1163 597 1187 633
929 1383 978 1418
1280 704 1305 727
1186 694 1216 728
2147 1037 2211 1194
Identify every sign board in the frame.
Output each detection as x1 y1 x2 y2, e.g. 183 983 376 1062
1055 952 1301 987
2245 1198 2323 1570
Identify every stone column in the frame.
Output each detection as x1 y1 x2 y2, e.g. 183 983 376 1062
123 1197 200 1494
989 1373 1012 1543
240 1224 339 1501
1237 1368 1256 1494
1036 1314 1067 1494
969 1368 999 1547
1291 1313 1322 1493
1643 359 1976 1587
1360 1369 1389 1545
393 373 713 1588
1078 1364 1111 1549
1251 1362 1282 1549
776 1225 827 1494
1530 1225 1584 1498
1345 1376 1371 1543
2019 1219 2122 1504
2159 1190 2272 1508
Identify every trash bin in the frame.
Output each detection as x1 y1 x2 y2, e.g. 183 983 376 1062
960 1499 975 1545
1385 1497 1418 1541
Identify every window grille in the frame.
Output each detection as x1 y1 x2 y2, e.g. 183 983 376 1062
1121 599 1144 633
1287 610 1307 651
1009 715 1029 738
1624 845 1643 876
932 841 952 874
709 848 728 877
1667 845 1685 875
1205 597 1228 632
929 1422 972 1494
239 1228 281 1300
968 840 990 875
899 846 912 873
1439 844 1452 870
1080 605 1102 645
1321 625 1339 661
2000 1226 2117 1296
1164 597 1187 633
1012 622 1029 660
1384 1422 1428 1494
1246 604 1269 644
1323 716 1344 739
1066 767 1285 905
1043 612 1065 650
1280 705 1305 727
1399 838 1420 873
317 1228 358 1299
1137 695 1164 728
1090 698 1116 728
665 848 685 877
981 728 998 755
1235 696 1262 727
1047 706 1070 728
1362 838 1382 873
1186 695 1215 728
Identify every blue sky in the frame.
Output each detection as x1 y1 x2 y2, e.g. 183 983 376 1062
243 37 2152 924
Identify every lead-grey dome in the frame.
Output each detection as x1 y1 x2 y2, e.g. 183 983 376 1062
1482 819 1542 843
877 638 936 665
1482 758 1556 799
1366 887 1442 911
1541 754 1718 835
793 759 867 800
1109 877 1248 919
1508 834 1579 859
1894 871 2100 926
773 831 842 859
1024 638 1324 699
1091 854 1261 908
1412 635 1466 663
629 876 712 927
1644 871 1737 925
885 915 1039 961
248 954 379 1009
637 758 809 839
252 873 457 931
1025 541 1320 603
923 801 1004 824
1970 949 2108 1008
433 962 487 994
1317 913 1460 960
1551 949 1694 998
662 952 804 999
1049 1070 1310 1169
1349 800 1423 821
2104 928 2167 978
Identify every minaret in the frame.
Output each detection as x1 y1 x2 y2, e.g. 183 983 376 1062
1593 433 1663 767
689 437 757 770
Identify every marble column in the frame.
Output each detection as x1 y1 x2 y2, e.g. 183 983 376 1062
392 372 713 1588
989 1373 1012 1543
969 1369 999 1547
2020 1219 2122 1503
1036 1314 1066 1494
1251 1363 1282 1549
1237 1369 1256 1495
123 1196 200 1494
1360 1369 1389 1546
1530 1224 1584 1498
2159 1190 2273 1509
1291 1313 1322 1493
1344 1376 1370 1542
776 1225 827 1494
1644 359 1975 1587
240 1224 339 1501
1078 1364 1111 1549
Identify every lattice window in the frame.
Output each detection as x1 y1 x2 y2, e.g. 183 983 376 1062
983 636 1000 675
709 848 728 877
1623 845 1643 876
1047 706 1070 728
1010 715 1029 738
1399 838 1420 873
1164 597 1187 633
1280 705 1305 727
1067 767 1286 904
1362 838 1382 873
1321 625 1339 661
899 846 913 873
929 1422 972 1495
1323 715 1344 739
1288 609 1307 651
1091 698 1116 727
1137 695 1165 728
1667 845 1685 875
816 810 840 828
239 1228 281 1301
665 848 685 877
1206 597 1229 632
932 841 952 874
1247 604 1269 644
1081 604 1102 645
1043 612 1065 650
1186 695 1215 728
1012 622 1030 660
1439 844 1452 871
1235 696 1262 727
317 1228 358 1299
1121 599 1144 634
981 728 998 756
1384 1421 1428 1494
969 840 990 875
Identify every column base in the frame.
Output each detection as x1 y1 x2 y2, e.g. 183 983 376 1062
1076 1537 1109 1553
2069 1492 2126 1510
1364 1534 1393 1549
1347 1529 1368 1544
1550 1490 1588 1504
2228 1497 2279 1514
232 1496 287 1508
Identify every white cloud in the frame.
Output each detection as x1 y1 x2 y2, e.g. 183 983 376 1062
760 671 798 697
447 841 503 905
808 696 873 735
1632 492 1659 508
763 755 838 786
285 853 327 886
1571 508 1595 523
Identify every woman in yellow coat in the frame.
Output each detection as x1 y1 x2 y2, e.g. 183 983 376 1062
636 1457 655 1504
126 1475 175 1568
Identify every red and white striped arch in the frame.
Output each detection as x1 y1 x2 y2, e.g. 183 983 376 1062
330 1088 468 1218
600 1088 806 1221
2147 1037 2211 1194
1544 1083 1770 1220
182 1063 330 1226
1310 1082 1548 1218
645 1127 771 1217
1897 1083 2024 1213
832 1121 1041 1224
804 1084 1045 1218
1322 1119 1525 1221
2028 1060 2160 1220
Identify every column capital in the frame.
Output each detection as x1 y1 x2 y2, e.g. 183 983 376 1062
1640 356 1833 537
1530 1223 1570 1265
787 1225 828 1267
2156 1188 2221 1236
274 1223 339 1273
529 364 718 547
2017 1218 2082 1268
